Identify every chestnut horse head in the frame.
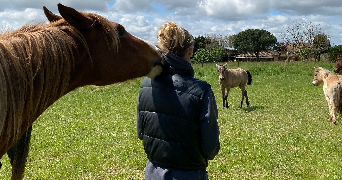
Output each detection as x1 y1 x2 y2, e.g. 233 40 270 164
334 53 342 74
0 4 163 177
43 4 163 90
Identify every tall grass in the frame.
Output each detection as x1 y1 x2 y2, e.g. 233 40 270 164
1 61 342 179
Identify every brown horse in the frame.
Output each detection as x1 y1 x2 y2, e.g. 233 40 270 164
334 53 342 74
312 67 342 124
216 63 252 109
0 4 163 180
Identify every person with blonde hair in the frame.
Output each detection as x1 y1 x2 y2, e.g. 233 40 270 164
137 21 220 180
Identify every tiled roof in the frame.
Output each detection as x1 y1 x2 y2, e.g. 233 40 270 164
236 52 274 58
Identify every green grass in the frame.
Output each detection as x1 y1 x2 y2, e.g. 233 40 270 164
1 61 342 179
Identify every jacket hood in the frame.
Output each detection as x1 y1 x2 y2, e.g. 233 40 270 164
158 48 194 77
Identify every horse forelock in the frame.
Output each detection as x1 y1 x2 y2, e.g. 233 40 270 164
316 67 331 75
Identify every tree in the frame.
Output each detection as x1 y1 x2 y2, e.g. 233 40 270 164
281 21 328 62
194 36 206 54
233 29 277 61
204 33 230 49
193 48 210 67
193 34 229 65
327 45 342 62
193 47 225 67
228 34 236 48
312 34 331 61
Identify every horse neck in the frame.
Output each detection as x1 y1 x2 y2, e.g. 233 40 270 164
0 26 79 149
322 71 332 81
225 68 231 74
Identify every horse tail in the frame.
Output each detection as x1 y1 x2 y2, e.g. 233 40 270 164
246 70 252 85
339 83 342 114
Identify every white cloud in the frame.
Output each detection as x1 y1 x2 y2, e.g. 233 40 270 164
110 0 156 13
0 0 341 45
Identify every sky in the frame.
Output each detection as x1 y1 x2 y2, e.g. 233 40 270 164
0 0 341 46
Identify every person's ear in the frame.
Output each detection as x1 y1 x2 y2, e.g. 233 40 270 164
188 46 194 57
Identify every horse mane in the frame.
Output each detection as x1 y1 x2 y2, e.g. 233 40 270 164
317 67 332 76
0 13 119 147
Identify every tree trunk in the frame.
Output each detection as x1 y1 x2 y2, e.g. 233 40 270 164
256 52 260 62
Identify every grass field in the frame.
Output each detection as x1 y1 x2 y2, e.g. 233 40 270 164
1 61 342 179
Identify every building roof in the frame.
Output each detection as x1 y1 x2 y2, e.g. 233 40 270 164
236 52 274 58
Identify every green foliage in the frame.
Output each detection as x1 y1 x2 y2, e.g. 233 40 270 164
193 47 225 65
228 34 237 48
194 35 206 53
327 45 342 62
312 34 331 61
297 45 309 60
211 46 225 62
193 48 210 64
233 29 277 58
2 61 342 179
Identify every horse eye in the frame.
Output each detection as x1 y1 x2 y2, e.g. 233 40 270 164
117 25 126 37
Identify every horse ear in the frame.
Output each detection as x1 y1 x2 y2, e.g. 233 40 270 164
57 3 93 30
216 64 219 67
43 6 62 22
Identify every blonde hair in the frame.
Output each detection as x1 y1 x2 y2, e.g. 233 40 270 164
157 21 194 57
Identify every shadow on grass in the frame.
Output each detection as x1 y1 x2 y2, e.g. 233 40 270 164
242 105 266 112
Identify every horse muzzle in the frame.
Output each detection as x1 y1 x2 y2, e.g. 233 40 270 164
147 57 164 79
334 68 341 74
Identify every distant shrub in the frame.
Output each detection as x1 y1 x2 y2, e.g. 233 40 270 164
327 45 342 62
193 47 225 67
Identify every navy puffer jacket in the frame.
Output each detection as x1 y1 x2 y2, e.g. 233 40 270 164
137 52 220 171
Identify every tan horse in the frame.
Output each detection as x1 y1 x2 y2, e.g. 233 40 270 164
216 63 252 109
0 4 163 180
312 67 342 124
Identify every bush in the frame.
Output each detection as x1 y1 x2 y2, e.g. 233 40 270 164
327 45 342 62
193 47 225 66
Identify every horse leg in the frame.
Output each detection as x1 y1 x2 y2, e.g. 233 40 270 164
330 107 337 124
225 88 230 108
7 125 32 180
221 87 225 109
326 97 332 122
239 87 245 109
331 98 339 124
245 90 250 107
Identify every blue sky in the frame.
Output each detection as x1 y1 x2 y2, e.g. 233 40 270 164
0 0 341 45
151 2 168 15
